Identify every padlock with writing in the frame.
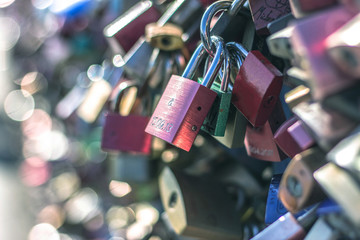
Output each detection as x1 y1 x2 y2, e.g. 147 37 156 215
314 162 360 227
101 80 152 154
265 174 288 224
290 5 356 100
159 167 243 240
274 116 315 158
145 37 225 152
279 148 327 213
103 0 161 54
248 0 291 35
289 0 338 18
229 42 283 127
244 101 287 162
293 101 358 151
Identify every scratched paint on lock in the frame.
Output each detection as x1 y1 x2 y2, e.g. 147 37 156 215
145 75 217 151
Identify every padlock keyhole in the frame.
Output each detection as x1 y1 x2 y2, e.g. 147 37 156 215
197 106 202 111
161 37 172 47
168 192 178 208
286 175 303 198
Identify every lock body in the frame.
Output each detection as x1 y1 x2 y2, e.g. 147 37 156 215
232 50 283 127
274 117 314 158
290 5 356 100
199 79 232 137
213 104 247 148
265 174 288 224
248 0 292 35
159 167 242 240
101 113 152 154
279 148 327 213
145 75 217 151
244 121 283 162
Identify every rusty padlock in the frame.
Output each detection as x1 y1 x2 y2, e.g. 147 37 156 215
228 42 283 127
145 36 225 152
101 80 152 154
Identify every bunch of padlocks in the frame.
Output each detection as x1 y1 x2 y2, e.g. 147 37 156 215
4 0 360 239
92 0 360 239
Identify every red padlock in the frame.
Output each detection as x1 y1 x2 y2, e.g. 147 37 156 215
145 37 225 152
248 0 291 35
274 117 315 158
244 101 287 162
103 1 161 54
290 5 356 100
101 80 152 154
228 42 283 127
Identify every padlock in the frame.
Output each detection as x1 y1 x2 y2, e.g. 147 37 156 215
248 0 292 35
145 23 185 51
228 42 283 127
322 84 360 122
284 85 311 110
274 117 315 158
76 78 112 123
279 148 327 213
145 37 225 152
200 0 250 55
103 0 161 54
327 127 360 177
244 101 287 162
159 167 243 240
289 0 338 18
304 217 340 240
265 174 288 224
266 25 295 59
325 13 360 79
199 47 232 137
250 212 307 240
314 162 360 227
290 5 356 100
267 13 295 34
101 80 152 154
123 0 203 81
292 102 358 151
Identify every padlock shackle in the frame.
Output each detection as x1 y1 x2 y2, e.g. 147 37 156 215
111 80 140 113
200 0 246 56
182 36 225 88
226 42 249 59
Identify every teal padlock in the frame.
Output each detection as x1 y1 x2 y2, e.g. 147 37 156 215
198 78 232 137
